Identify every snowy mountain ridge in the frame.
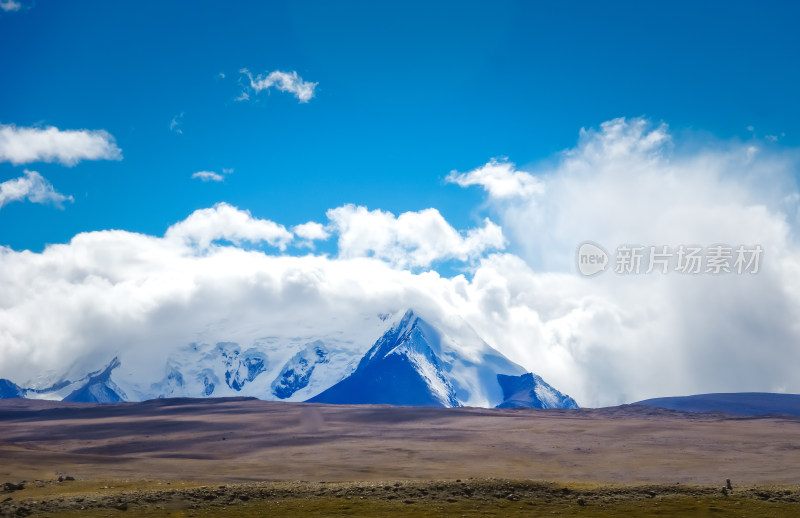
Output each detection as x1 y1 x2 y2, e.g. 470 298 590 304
0 309 578 409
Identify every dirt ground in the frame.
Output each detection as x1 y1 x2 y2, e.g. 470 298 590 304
1 397 800 516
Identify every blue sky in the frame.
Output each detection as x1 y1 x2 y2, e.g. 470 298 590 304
1 0 798 251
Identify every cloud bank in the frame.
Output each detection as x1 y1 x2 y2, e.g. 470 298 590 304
2 118 799 407
0 123 122 166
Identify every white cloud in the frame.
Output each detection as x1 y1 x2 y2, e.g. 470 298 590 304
453 118 792 272
239 68 317 103
0 123 122 166
165 202 293 250
447 158 544 199
2 118 800 409
327 204 505 268
292 221 331 247
448 117 800 406
191 168 233 182
191 170 224 182
0 170 72 209
170 113 183 135
0 233 461 387
0 0 20 12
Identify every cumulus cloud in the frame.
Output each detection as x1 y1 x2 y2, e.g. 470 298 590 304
2 118 800 408
165 202 293 250
191 170 224 182
448 117 800 405
450 118 798 272
327 204 505 268
0 170 72 209
0 123 122 166
292 221 331 247
239 68 317 103
447 158 544 199
0 0 20 12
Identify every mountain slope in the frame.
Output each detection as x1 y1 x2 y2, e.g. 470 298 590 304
635 393 800 417
309 311 459 406
272 340 331 399
1 358 128 402
0 309 578 409
496 373 579 409
309 310 577 409
0 379 23 399
62 357 127 403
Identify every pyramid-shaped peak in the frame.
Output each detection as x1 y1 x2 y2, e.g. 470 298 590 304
397 308 419 325
392 308 434 334
310 308 459 407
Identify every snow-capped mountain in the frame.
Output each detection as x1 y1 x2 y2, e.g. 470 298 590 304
144 342 271 399
1 357 127 402
309 310 461 406
313 309 576 408
62 357 127 403
0 379 23 399
0 309 578 409
496 373 578 409
272 340 336 400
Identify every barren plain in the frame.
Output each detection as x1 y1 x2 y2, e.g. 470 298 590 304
2 397 800 516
